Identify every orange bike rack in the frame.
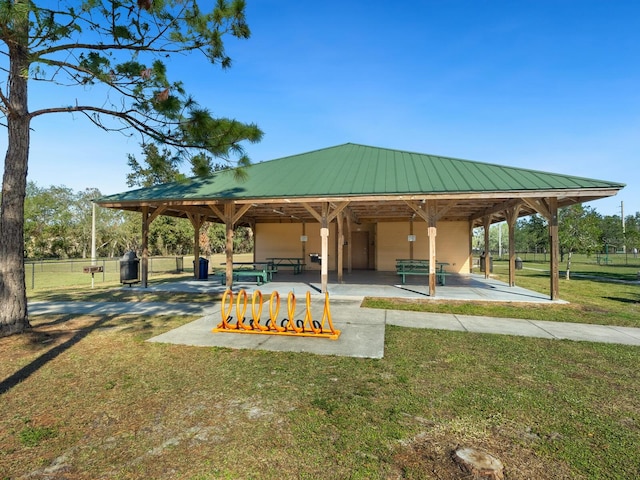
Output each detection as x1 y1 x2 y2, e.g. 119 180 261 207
213 289 340 340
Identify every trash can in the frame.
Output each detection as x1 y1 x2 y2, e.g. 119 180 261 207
176 256 184 273
120 251 140 284
479 253 493 273
193 257 209 280
515 257 523 270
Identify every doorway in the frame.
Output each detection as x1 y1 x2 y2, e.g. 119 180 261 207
350 231 370 269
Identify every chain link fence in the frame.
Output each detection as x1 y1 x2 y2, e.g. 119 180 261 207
25 256 189 290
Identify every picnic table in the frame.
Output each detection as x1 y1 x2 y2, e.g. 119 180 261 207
218 261 273 284
396 259 449 285
266 257 306 274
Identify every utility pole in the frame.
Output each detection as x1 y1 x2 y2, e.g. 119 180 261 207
621 201 626 255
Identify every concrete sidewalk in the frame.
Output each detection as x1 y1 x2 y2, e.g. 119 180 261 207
29 298 640 359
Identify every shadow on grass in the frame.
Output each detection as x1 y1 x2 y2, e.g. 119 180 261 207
603 296 640 304
0 315 117 396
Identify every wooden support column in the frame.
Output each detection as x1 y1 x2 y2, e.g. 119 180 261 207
225 203 234 287
321 203 329 293
186 213 205 279
140 205 167 287
141 206 150 288
209 202 252 288
427 222 437 296
409 217 415 260
548 197 559 300
469 221 474 273
337 211 344 283
523 197 560 300
482 215 493 279
302 201 350 293
405 200 456 296
346 214 353 273
505 205 522 287
301 222 307 266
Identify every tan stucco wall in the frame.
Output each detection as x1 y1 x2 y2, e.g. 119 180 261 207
256 221 469 273
377 221 471 272
255 223 337 271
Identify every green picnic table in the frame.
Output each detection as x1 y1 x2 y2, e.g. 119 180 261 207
396 259 449 285
266 257 306 274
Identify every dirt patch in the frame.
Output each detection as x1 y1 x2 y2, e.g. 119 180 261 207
390 421 576 480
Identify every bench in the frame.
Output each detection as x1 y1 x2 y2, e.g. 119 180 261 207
216 264 269 285
233 269 268 285
396 259 448 286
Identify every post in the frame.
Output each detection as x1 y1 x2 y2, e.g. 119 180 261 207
549 197 559 300
91 202 96 265
483 215 492 279
301 222 307 266
505 205 521 287
321 203 329 293
428 225 437 296
225 203 235 288
337 211 344 283
409 217 414 260
346 215 353 273
141 206 150 288
193 221 200 279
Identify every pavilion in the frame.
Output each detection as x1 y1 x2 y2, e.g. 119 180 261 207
95 143 624 299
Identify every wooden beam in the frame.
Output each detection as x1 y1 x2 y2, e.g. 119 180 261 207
208 204 224 221
139 205 167 287
233 203 253 225
186 213 205 279
337 211 344 283
523 197 552 220
224 202 235 287
320 203 329 293
301 222 307 268
327 201 350 223
302 203 323 223
345 214 352 273
141 206 150 288
505 205 522 287
409 217 414 260
548 197 559 300
471 198 523 222
148 205 168 225
468 221 474 274
483 214 493 279
428 224 437 296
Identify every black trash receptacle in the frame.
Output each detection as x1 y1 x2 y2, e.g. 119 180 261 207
479 254 494 273
120 251 140 284
176 256 184 273
193 257 209 279
515 257 523 270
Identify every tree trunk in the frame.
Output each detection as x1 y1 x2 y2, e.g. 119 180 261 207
0 17 32 337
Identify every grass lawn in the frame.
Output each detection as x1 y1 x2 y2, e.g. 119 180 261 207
1 261 639 479
363 260 640 328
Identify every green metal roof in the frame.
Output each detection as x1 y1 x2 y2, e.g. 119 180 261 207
97 143 625 203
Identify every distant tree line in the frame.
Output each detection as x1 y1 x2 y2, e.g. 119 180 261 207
476 204 640 260
23 181 253 260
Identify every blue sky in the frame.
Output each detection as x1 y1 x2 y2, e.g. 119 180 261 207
13 0 640 217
